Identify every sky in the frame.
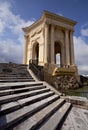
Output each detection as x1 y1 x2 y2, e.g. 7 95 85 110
0 0 88 75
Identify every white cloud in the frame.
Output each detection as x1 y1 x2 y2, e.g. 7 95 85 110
81 23 88 36
0 39 23 63
0 19 5 33
0 0 34 63
0 1 11 33
74 36 88 75
81 28 88 37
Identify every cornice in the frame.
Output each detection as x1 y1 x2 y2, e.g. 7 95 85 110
22 10 77 33
43 10 77 26
22 13 45 33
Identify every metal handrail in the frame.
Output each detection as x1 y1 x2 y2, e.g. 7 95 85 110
29 60 44 80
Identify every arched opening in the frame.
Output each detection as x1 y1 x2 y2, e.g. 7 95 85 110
56 53 60 65
32 42 39 65
35 43 39 61
54 42 61 67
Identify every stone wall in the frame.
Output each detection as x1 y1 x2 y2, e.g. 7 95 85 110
53 75 79 90
43 67 79 91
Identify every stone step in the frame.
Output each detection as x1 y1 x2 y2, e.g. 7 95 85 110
0 73 31 77
0 82 43 90
0 78 34 81
0 87 51 105
0 91 55 115
0 71 30 73
0 75 32 79
0 95 59 130
38 102 71 130
13 98 65 130
0 85 46 96
0 79 35 83
0 77 33 79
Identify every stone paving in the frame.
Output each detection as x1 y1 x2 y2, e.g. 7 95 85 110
61 107 88 130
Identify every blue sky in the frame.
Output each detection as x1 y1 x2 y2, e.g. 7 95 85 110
0 0 88 75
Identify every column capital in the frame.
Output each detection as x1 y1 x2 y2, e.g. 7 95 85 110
70 30 74 34
44 21 50 28
70 29 74 32
65 29 70 33
44 23 48 28
39 43 44 46
51 23 55 27
24 35 29 40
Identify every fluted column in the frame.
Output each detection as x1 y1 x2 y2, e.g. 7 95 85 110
51 24 55 64
65 30 70 66
23 35 29 64
70 31 75 65
44 23 49 64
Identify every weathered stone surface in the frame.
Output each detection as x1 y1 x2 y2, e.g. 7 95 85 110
13 99 65 130
0 87 51 105
53 75 79 90
61 96 88 109
61 107 88 130
0 95 59 129
38 103 71 130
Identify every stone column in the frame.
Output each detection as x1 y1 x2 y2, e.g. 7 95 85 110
65 30 70 66
70 31 75 65
44 23 49 64
23 35 29 64
61 45 65 67
51 24 55 64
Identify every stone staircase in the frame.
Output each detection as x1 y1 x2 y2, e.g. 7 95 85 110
0 81 72 130
0 63 35 82
0 63 88 130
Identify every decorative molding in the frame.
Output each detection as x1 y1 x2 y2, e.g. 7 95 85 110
31 32 36 38
30 28 42 38
31 37 40 44
24 35 29 40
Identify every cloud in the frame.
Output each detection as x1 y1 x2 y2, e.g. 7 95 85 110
74 35 88 75
81 24 88 37
0 39 23 63
0 0 34 63
81 28 88 36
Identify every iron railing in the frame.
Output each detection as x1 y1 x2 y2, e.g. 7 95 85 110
29 60 44 80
